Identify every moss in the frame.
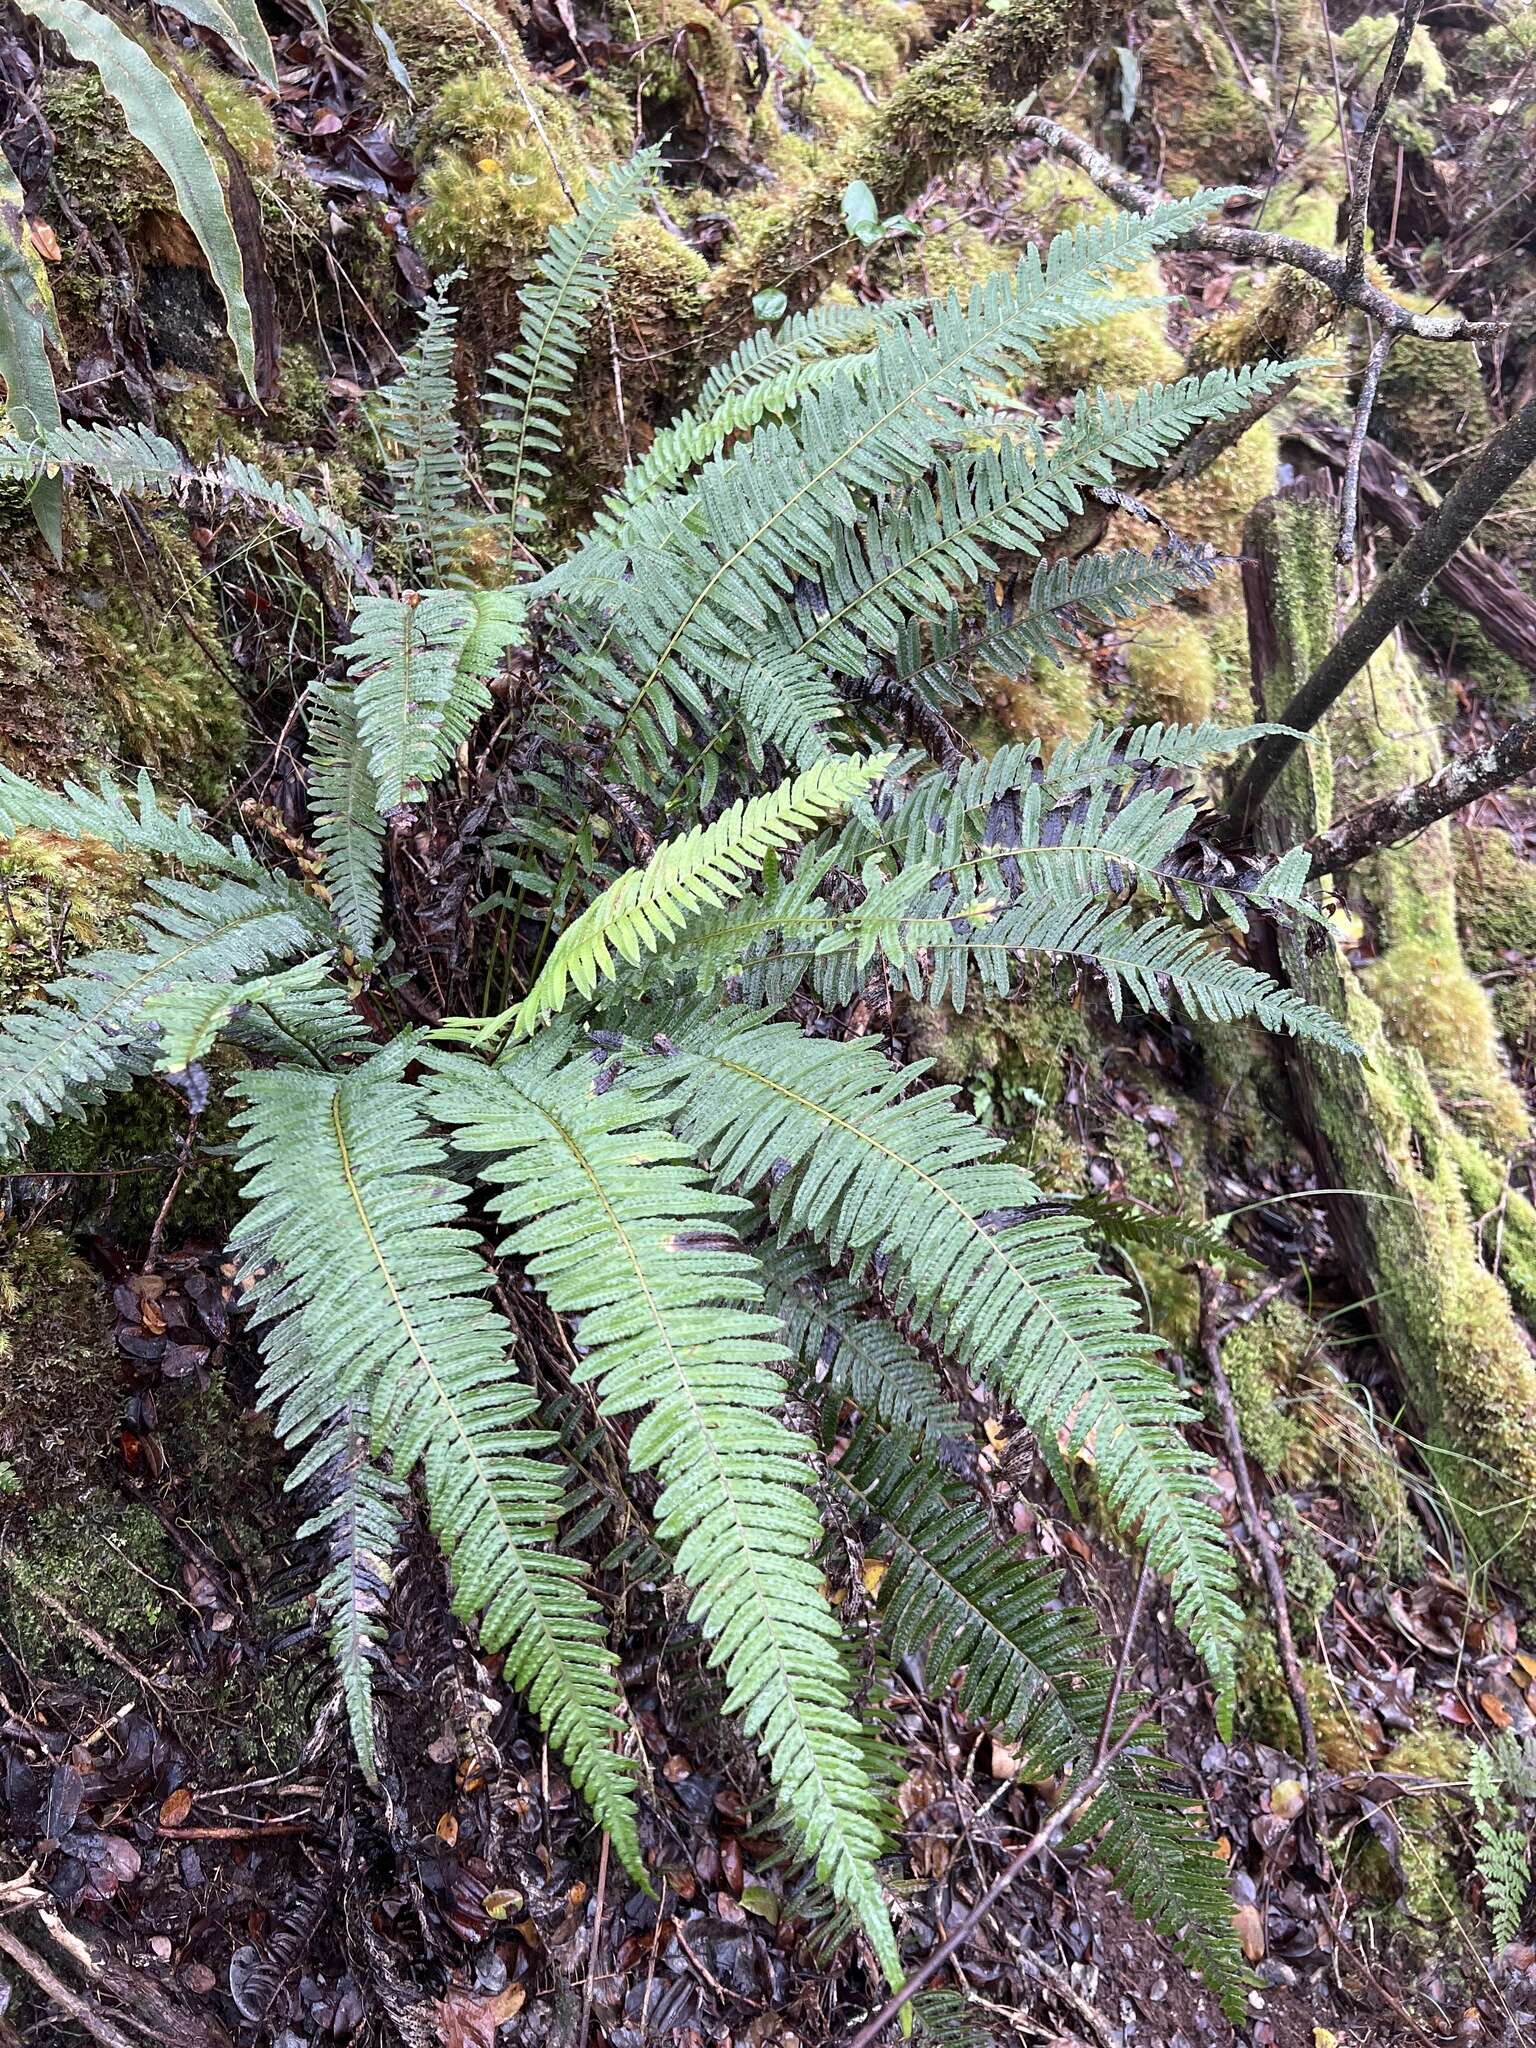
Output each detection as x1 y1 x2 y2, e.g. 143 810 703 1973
1374 330 1493 476
0 828 143 1008
1455 823 1536 1055
1121 613 1218 726
1413 592 1531 721
1 1494 178 1677
178 51 280 173
353 0 502 105
1356 1724 1469 1932
804 0 924 98
1444 1128 1536 1329
1339 14 1449 152
1137 9 1271 187
1186 267 1335 375
1278 1504 1337 1633
413 66 603 276
1246 493 1536 1585
1036 265 1183 398
628 0 751 164
1157 417 1280 558
1362 939 1529 1158
39 72 164 242
33 1067 244 1249
1222 1302 1307 1474
905 984 1087 1188
975 649 1097 752
0 1229 122 1505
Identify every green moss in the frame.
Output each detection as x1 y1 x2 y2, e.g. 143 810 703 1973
1375 330 1493 475
628 0 751 160
1121 613 1218 726
1455 823 1536 1054
1413 592 1531 720
353 0 501 105
804 0 924 97
1363 939 1528 1158
1339 14 1449 152
904 984 1087 1188
1222 1302 1309 1473
414 66 604 275
1 1494 177 1677
0 828 143 1008
1246 493 1536 1585
1157 417 1280 558
975 649 1096 752
33 1067 244 1249
0 1229 121 1505
1138 11 1271 186
179 51 280 173
1445 1128 1536 1328
1356 1724 1469 1932
39 72 163 241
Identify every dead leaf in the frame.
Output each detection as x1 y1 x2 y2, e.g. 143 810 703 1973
29 220 60 262
861 1557 889 1598
434 1982 526 2048
1268 1778 1306 1821
159 1785 193 1828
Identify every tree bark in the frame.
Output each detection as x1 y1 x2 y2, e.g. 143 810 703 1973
1306 711 1536 874
1221 393 1536 846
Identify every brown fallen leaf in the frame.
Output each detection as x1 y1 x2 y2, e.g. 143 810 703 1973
159 1785 194 1828
1233 1900 1266 1962
435 1982 526 2048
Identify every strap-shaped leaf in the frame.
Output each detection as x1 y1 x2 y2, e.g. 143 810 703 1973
0 164 62 554
14 0 258 393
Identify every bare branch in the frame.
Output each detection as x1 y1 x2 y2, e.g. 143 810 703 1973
1342 0 1425 300
1220 393 1536 843
1016 113 1500 341
1305 710 1536 873
1336 328 1395 565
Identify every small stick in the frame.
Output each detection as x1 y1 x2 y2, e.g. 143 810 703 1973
843 1706 1160 2048
0 1919 141 2048
576 1831 611 2048
1337 328 1396 565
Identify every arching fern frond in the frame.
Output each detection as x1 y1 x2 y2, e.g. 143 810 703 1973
0 872 325 1157
421 1034 900 1985
485 151 658 541
829 1420 1249 2014
376 275 469 578
642 1018 1243 1700
0 762 256 874
485 751 892 1040
232 1051 638 1864
306 680 386 958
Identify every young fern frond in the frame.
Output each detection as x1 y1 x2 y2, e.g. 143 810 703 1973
642 1017 1244 1701
421 1035 901 1984
490 752 892 1039
0 872 326 1158
306 681 386 958
376 276 470 578
485 151 658 541
232 1051 639 1867
142 955 342 1071
344 589 524 808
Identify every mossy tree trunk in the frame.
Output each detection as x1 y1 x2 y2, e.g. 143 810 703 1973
1243 486 1536 1584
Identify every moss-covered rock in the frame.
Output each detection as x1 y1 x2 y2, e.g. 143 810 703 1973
1158 417 1280 558
1136 7 1272 188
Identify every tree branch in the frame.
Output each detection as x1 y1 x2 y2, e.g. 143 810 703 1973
1342 0 1424 302
1015 113 1500 340
1305 710 1536 873
1220 392 1536 844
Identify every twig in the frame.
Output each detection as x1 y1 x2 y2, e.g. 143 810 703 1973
1221 391 1536 841
1016 112 1501 341
843 1705 1160 2048
1305 706 1536 872
576 1830 611 2048
1092 1554 1154 1768
146 1109 201 1268
1342 0 1423 301
1336 328 1395 565
155 1821 313 1840
1197 1275 1319 1779
0 1919 141 2048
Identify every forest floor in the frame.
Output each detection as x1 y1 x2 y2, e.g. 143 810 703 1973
4 0 1536 2039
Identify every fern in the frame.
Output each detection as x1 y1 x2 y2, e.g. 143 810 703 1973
641 1017 1243 1700
421 1033 901 1984
233 1048 640 1866
0 762 256 874
485 152 657 541
306 681 386 958
376 278 470 578
0 871 326 1157
488 752 892 1039
344 589 524 809
1474 1816 1529 1948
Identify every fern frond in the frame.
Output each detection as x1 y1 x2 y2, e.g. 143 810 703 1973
827 1420 1248 2012
143 954 346 1070
421 1034 900 1983
762 1242 966 1450
306 680 386 958
345 589 524 808
376 276 470 578
292 1398 405 1783
0 422 371 578
643 1018 1243 1696
1474 1816 1530 1948
232 1051 638 1862
489 752 892 1039
485 152 657 540
0 873 325 1157
0 762 256 873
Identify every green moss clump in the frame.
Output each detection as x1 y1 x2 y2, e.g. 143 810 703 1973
804 0 924 97
413 67 603 276
1157 417 1280 558
1363 938 1529 1159
39 72 164 242
975 649 1097 752
1413 592 1531 720
0 1229 122 1505
1339 14 1449 152
2 1495 177 1677
1445 1127 1536 1328
1355 1724 1469 1932
1138 11 1271 187
1121 613 1218 726
1375 331 1493 474
1222 1303 1307 1474
179 51 280 173
0 829 143 1008
904 984 1087 1188
1455 823 1536 1053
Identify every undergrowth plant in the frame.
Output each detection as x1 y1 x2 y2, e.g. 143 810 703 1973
0 149 1356 2017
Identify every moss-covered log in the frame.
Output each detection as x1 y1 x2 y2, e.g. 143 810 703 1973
1243 487 1536 1583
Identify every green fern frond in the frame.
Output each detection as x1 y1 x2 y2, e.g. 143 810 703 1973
306 680 386 958
345 589 524 808
643 1017 1243 1696
0 872 326 1157
485 151 658 541
0 421 372 578
828 1419 1249 2013
421 1033 901 1984
143 954 344 1070
1474 1816 1530 1948
292 1399 405 1783
376 276 470 578
232 1051 638 1859
0 762 256 873
486 752 892 1040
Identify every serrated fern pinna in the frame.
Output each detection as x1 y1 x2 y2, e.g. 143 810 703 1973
0 156 1355 2017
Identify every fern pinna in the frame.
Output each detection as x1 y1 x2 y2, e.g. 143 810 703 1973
0 157 1362 2017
